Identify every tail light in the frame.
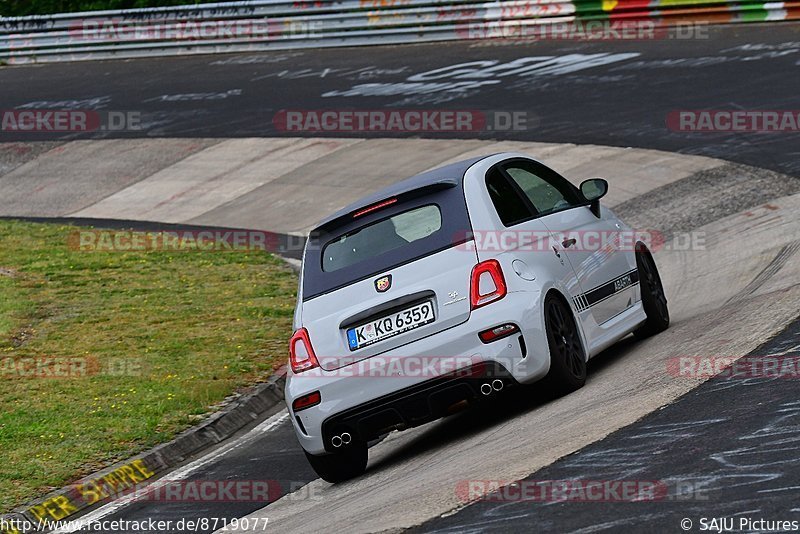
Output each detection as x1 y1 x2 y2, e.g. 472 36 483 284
353 197 397 218
470 259 507 309
289 328 319 373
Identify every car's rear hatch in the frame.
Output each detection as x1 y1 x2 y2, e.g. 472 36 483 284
301 177 478 371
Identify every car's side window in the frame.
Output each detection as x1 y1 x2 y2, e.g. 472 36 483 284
503 161 582 216
485 166 533 226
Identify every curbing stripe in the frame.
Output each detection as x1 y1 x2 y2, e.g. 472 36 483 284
1 372 287 534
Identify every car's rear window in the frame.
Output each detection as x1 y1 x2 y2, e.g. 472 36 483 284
322 205 442 272
302 184 473 301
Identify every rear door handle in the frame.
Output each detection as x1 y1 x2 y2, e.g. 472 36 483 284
562 238 577 248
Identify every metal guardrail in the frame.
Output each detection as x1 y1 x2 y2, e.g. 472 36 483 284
1 0 799 64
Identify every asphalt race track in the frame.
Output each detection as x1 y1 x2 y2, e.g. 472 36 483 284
1 24 800 176
416 318 800 533
2 21 800 534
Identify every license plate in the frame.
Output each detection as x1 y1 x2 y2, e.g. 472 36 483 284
347 300 435 351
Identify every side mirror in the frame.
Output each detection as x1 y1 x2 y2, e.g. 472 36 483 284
580 178 608 218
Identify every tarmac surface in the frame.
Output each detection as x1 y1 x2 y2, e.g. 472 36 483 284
1 24 800 176
1 21 799 534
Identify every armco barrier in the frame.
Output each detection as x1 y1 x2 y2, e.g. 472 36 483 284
0 0 799 62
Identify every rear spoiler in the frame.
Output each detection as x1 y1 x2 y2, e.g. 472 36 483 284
314 180 458 235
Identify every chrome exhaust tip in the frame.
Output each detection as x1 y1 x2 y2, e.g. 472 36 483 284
341 432 352 445
492 379 504 392
331 435 343 448
480 383 493 396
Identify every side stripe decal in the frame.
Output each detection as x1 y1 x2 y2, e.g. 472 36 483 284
572 269 639 313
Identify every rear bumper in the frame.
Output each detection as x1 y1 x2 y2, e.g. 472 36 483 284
287 290 550 454
320 362 515 453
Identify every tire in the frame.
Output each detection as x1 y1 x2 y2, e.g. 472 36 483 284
543 294 587 394
304 442 368 483
633 247 670 339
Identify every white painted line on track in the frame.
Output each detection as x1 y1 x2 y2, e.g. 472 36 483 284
52 410 290 533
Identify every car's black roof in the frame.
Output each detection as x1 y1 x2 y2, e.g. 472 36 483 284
314 154 491 231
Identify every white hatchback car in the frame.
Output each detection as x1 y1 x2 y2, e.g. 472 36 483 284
286 153 669 482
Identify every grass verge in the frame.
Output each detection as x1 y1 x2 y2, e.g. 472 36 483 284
0 220 297 512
